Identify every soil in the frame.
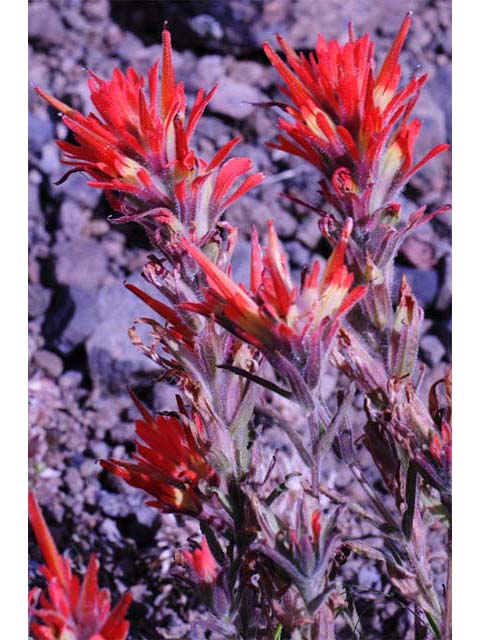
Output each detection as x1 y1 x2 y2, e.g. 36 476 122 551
28 1 451 638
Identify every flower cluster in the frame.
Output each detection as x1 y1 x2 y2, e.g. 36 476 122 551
101 391 218 515
37 27 263 244
182 218 365 397
264 13 448 225
28 493 132 640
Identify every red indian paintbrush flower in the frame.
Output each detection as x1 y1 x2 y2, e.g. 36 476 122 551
181 218 366 394
36 27 263 240
28 492 132 640
181 537 220 585
101 391 217 515
264 13 449 224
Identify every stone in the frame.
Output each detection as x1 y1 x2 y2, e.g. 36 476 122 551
420 334 446 367
28 114 54 154
39 141 62 176
230 240 251 287
34 350 64 379
115 31 144 63
99 490 129 518
85 275 160 388
226 196 271 236
189 14 224 40
90 441 109 460
65 467 83 494
209 77 265 120
297 215 321 249
54 239 108 290
82 0 109 20
284 240 311 268
400 237 438 270
29 284 52 319
59 370 83 389
358 564 382 591
57 172 101 209
99 518 122 543
59 199 89 239
29 3 66 46
435 254 452 312
193 55 225 90
53 286 98 354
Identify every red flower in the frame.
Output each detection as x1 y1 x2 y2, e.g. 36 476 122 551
181 537 220 585
429 421 452 468
181 218 365 391
101 391 217 515
264 13 448 224
28 492 132 640
36 27 263 238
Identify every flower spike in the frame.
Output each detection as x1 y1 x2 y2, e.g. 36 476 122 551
101 392 218 515
28 492 132 640
36 28 263 242
181 218 366 394
264 14 449 225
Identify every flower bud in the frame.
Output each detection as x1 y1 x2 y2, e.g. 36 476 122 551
389 276 423 378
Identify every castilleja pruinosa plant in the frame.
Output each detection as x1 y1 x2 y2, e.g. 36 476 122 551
31 15 451 639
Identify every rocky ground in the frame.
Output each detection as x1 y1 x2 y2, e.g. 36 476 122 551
28 1 451 638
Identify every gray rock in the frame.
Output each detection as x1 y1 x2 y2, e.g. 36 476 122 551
297 215 321 249
29 114 54 154
29 284 52 318
86 276 160 388
271 207 297 238
99 490 129 518
115 31 144 63
39 141 62 176
57 172 101 209
90 441 109 460
435 254 452 311
59 370 83 389
54 286 98 354
226 195 270 236
285 241 311 268
34 350 64 379
209 77 265 120
230 240 252 287
54 239 108 291
420 334 446 367
65 467 83 494
99 517 122 543
59 199 89 239
82 0 109 21
29 3 66 46
189 14 224 40
358 564 382 591
193 55 225 90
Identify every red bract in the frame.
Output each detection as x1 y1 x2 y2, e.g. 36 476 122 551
101 391 217 515
28 492 132 640
181 537 220 585
181 218 365 393
429 421 452 469
36 27 263 240
264 13 449 224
